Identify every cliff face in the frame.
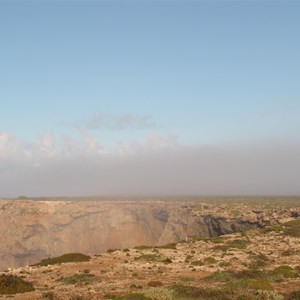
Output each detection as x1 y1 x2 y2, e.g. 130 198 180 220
0 199 280 270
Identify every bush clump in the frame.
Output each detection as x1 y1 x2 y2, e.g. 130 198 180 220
262 225 284 234
283 219 300 237
62 273 95 285
245 279 273 290
264 220 300 237
207 269 274 291
0 274 35 294
171 284 233 299
204 256 217 264
144 287 174 300
134 254 161 262
227 239 250 249
107 248 120 253
134 245 153 250
157 243 177 250
34 253 91 266
248 253 270 269
205 271 235 282
272 265 298 278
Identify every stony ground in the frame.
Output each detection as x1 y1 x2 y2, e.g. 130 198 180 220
0 198 299 300
1 225 299 300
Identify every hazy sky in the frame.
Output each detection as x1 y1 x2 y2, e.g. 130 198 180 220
0 1 299 197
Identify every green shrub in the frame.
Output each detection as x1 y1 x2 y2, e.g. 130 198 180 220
107 248 120 253
262 225 284 234
62 273 95 285
282 249 300 256
134 245 153 250
211 237 224 244
283 219 300 237
157 243 177 250
272 265 298 278
134 254 161 262
245 279 273 290
211 269 272 292
227 239 250 249
264 220 300 237
248 260 269 270
236 269 268 280
205 271 235 282
248 253 269 269
191 260 204 266
204 256 217 264
171 284 233 299
232 210 241 217
34 253 91 266
225 278 273 291
0 274 35 294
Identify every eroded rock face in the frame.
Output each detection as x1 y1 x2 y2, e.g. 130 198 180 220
0 199 287 270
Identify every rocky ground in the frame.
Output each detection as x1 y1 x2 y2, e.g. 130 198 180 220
0 223 299 299
0 198 299 299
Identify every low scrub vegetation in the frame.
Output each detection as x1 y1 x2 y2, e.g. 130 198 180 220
0 274 35 294
283 219 300 237
171 284 233 300
263 219 300 238
62 273 95 285
134 254 162 262
226 239 251 249
272 265 298 278
34 253 91 266
157 243 177 250
134 245 153 250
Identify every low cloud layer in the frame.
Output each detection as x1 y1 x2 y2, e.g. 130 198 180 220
0 131 299 198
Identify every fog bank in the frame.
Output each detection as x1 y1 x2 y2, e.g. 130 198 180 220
0 132 299 197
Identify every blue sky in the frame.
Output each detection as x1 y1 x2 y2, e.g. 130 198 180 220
0 1 300 196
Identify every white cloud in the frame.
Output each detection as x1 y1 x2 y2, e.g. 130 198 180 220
0 132 28 162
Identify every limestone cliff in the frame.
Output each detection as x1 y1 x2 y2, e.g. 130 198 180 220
0 199 290 270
